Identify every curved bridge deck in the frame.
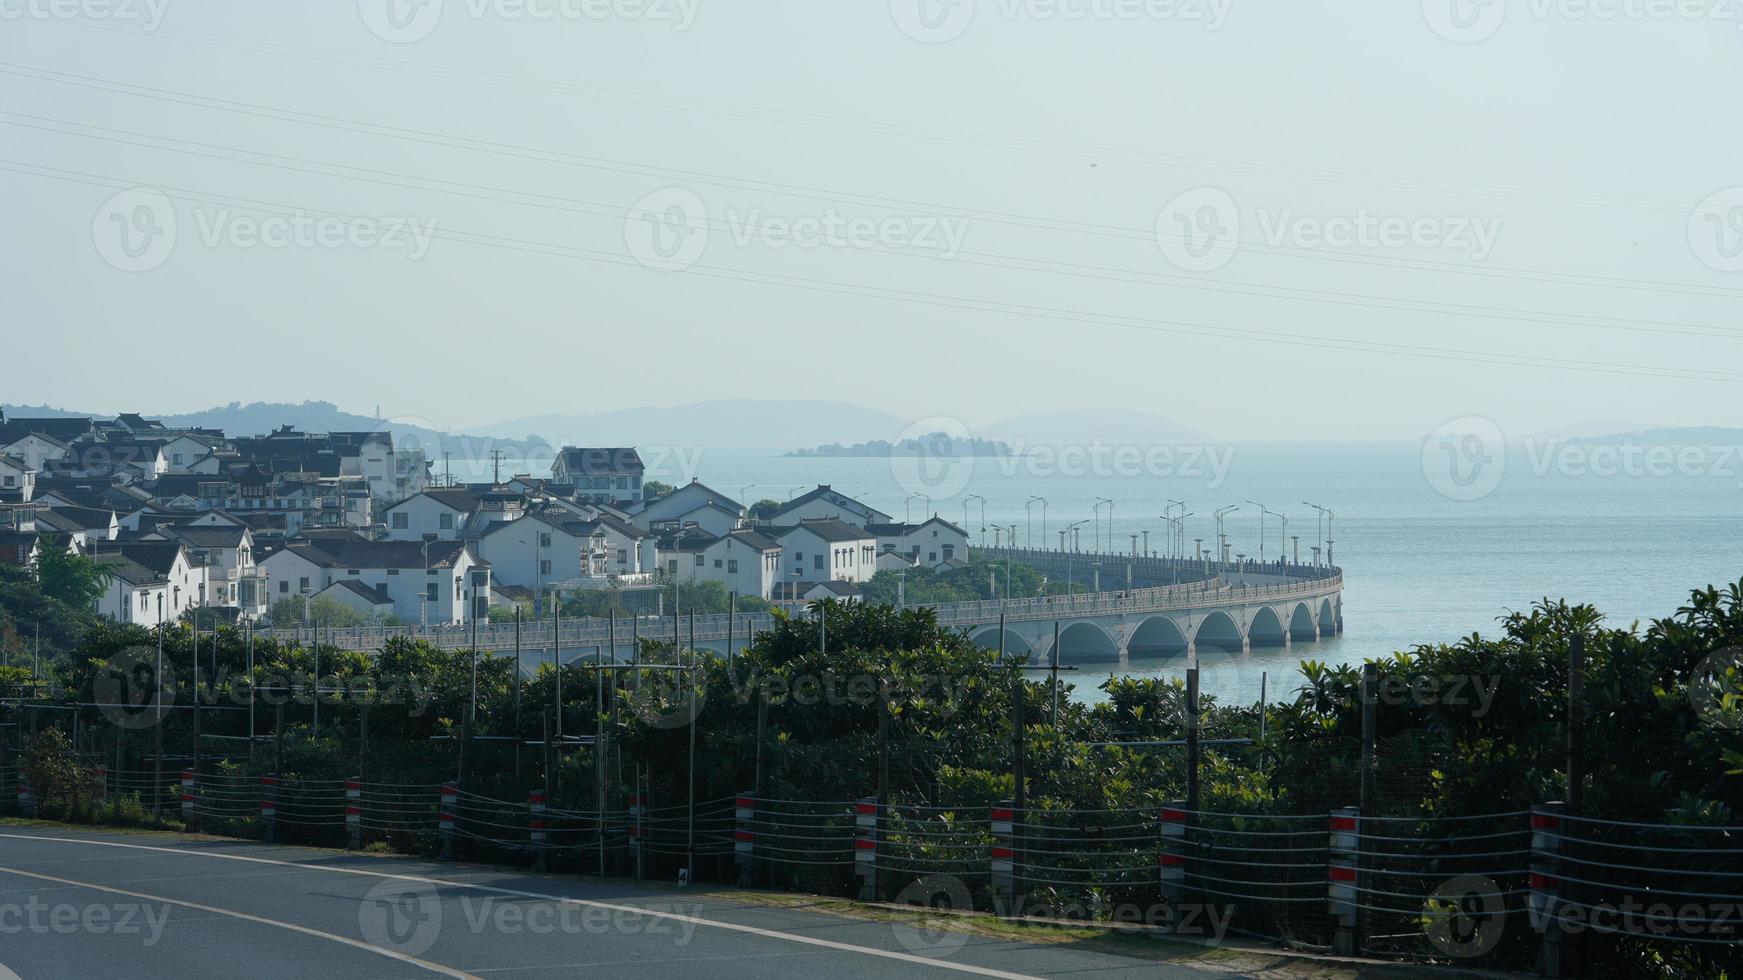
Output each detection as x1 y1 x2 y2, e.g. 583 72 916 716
262 549 1342 665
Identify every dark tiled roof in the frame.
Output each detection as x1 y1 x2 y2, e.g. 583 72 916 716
85 541 186 576
319 579 394 605
286 538 479 571
725 528 782 552
556 447 645 475
770 518 874 543
770 485 892 521
161 525 249 549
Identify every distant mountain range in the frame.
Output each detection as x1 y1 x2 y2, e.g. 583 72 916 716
0 401 549 456
4 399 1223 457
786 434 1013 458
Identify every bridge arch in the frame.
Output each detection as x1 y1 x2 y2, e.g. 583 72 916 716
1319 597 1337 634
1046 621 1121 664
1127 616 1189 659
1289 602 1317 641
970 627 1033 656
1193 610 1244 655
1248 606 1287 648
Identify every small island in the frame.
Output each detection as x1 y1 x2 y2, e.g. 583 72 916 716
784 431 1013 458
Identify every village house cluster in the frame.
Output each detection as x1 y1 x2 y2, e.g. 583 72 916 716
0 413 970 626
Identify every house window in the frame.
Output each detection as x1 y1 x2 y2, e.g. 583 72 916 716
813 554 824 571
439 513 454 530
928 552 936 563
695 554 705 567
539 532 552 548
942 545 954 559
279 581 288 593
617 549 627 563
728 559 738 573
392 512 409 529
539 560 551 575
426 583 437 601
714 559 722 568
667 559 678 573
298 577 310 591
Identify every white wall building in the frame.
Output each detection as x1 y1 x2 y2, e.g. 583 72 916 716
382 489 479 541
766 485 893 528
867 517 971 569
770 518 877 585
260 538 489 625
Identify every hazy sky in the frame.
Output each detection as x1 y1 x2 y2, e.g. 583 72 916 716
4 1 1741 441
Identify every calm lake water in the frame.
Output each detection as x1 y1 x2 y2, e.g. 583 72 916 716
458 443 1743 704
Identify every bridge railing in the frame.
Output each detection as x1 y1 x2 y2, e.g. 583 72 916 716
263 557 1341 651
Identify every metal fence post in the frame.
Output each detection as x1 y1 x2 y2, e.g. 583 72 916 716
1530 802 1569 977
260 774 277 842
734 791 755 886
530 787 548 871
439 784 458 860
991 799 1015 915
1160 800 1187 924
180 770 195 830
854 796 879 902
627 791 644 879
1328 806 1360 955
345 776 362 850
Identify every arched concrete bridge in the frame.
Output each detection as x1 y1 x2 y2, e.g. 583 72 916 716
268 550 1341 669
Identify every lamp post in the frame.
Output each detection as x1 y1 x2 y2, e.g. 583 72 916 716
963 494 985 547
739 484 759 510
904 492 931 525
1062 519 1088 595
1303 501 1329 567
786 485 806 500
1164 500 1184 558
1212 505 1240 569
1027 496 1046 549
1245 499 1270 562
420 532 438 631
1093 497 1113 553
991 524 1017 601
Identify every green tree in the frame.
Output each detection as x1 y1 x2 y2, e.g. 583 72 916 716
747 498 783 520
33 535 112 609
643 480 674 499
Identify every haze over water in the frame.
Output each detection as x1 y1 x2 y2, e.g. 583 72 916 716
528 442 1742 705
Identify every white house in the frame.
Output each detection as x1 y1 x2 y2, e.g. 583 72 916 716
660 527 784 599
311 579 397 620
477 508 601 591
88 541 206 623
866 517 971 569
261 538 489 625
769 518 878 585
634 479 743 529
382 488 479 541
0 433 70 473
765 485 894 528
32 506 119 550
648 498 744 538
0 456 34 503
146 524 268 620
159 434 223 474
551 447 645 506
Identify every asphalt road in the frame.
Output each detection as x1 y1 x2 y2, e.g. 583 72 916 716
0 830 1216 979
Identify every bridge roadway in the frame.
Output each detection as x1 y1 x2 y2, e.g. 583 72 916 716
264 550 1342 667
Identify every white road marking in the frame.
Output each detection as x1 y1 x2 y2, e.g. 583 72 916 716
0 863 478 979
0 834 1042 979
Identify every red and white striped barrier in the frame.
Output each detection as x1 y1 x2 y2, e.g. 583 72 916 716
259 774 278 841
1328 806 1359 955
15 776 32 818
439 785 458 859
991 800 1015 910
734 793 755 885
1160 802 1187 909
180 770 195 825
345 777 362 849
854 797 879 901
